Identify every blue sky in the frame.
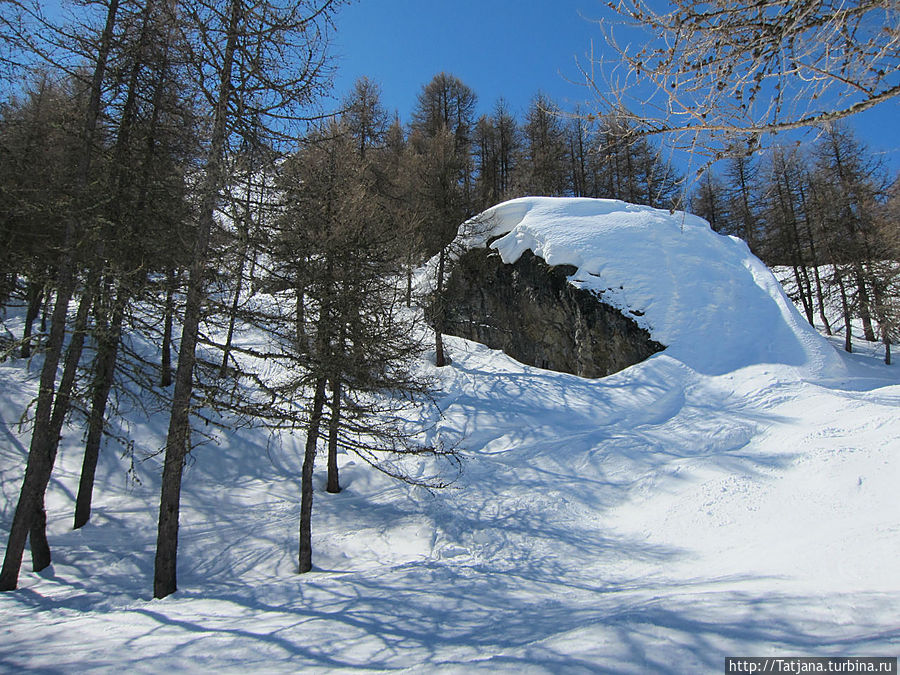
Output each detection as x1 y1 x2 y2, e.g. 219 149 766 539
330 0 602 119
329 0 900 178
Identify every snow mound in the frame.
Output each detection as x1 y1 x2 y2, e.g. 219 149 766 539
457 196 844 377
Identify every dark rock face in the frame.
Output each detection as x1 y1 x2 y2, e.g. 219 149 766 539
441 246 665 378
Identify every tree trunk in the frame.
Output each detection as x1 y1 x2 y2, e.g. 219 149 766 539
326 377 342 494
220 252 246 376
434 246 447 367
837 271 853 353
154 247 210 598
811 266 832 335
74 287 127 529
161 267 176 387
299 376 327 573
28 268 100 571
797 181 832 335
405 253 413 308
775 167 815 326
39 286 49 333
790 262 815 326
853 266 877 342
20 280 43 358
220 166 255 376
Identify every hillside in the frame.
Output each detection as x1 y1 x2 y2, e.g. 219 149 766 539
1 197 899 672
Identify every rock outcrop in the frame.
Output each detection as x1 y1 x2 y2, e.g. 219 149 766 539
440 244 665 378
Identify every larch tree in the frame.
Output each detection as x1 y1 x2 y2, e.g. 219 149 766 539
1 0 124 591
152 0 341 600
690 171 730 235
724 154 762 251
277 119 457 573
342 76 389 161
588 0 900 160
74 0 197 531
520 93 570 197
409 72 477 367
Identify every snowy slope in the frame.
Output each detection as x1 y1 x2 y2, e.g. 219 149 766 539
1 197 899 672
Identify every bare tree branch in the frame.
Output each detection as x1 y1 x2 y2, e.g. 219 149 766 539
583 1 900 158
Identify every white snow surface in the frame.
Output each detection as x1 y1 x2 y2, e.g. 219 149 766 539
2 196 899 672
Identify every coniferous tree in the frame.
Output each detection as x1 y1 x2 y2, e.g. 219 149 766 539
691 171 730 235
278 119 456 573
725 153 762 251
1 0 124 591
342 76 389 160
811 124 887 344
409 72 477 367
520 93 569 197
152 0 340 600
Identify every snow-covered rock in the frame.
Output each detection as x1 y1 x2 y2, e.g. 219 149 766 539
452 196 846 377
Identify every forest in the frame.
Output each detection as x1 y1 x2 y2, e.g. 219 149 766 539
0 0 898 601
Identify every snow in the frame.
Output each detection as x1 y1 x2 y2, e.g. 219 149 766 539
2 196 899 672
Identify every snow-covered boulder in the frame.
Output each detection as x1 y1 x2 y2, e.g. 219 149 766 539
438 196 845 378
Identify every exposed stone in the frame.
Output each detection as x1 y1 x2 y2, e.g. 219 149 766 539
440 245 665 378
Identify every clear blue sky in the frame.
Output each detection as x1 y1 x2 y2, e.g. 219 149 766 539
329 0 900 178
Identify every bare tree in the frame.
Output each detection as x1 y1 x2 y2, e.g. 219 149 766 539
277 120 458 573
588 1 900 158
520 93 570 197
342 76 389 160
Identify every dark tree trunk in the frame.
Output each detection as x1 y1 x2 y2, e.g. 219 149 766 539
797 181 832 335
326 377 342 494
221 169 255 376
405 256 413 308
853 267 876 342
434 246 448 367
1 200 74 587
161 267 175 387
775 167 815 326
154 248 209 598
837 272 853 353
74 5 162 530
299 376 327 573
154 0 241 600
39 288 49 333
20 280 44 358
295 283 305 352
74 287 127 529
29 268 100 571
790 262 815 326
220 253 246 377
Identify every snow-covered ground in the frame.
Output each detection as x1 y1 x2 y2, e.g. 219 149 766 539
1 197 898 672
